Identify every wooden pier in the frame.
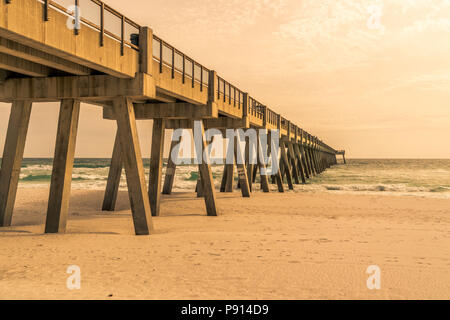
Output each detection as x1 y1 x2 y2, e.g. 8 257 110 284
0 0 344 235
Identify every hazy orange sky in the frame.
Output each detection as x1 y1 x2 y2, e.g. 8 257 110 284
1 0 449 158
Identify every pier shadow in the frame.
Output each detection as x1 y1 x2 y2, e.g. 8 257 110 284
0 229 32 234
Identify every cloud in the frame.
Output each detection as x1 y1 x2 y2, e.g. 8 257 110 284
388 70 450 91
152 0 288 36
271 1 384 73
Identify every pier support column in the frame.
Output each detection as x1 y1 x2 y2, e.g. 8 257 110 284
196 135 215 198
149 119 165 217
280 141 294 190
102 128 123 211
274 157 285 192
246 138 255 193
293 144 307 184
257 131 270 193
299 144 310 180
112 97 153 235
162 135 182 195
195 120 219 216
268 131 284 193
287 142 300 184
45 99 80 234
0 101 32 227
305 148 312 176
220 164 228 192
316 149 323 173
307 148 316 176
196 176 204 198
234 135 251 197
220 162 234 193
313 150 320 174
221 136 235 193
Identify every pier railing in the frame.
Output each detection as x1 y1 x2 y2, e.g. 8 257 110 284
43 0 140 54
152 35 210 91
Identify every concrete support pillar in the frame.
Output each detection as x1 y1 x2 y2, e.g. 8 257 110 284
195 120 219 216
162 135 182 195
267 130 284 193
139 27 154 75
299 144 310 180
234 135 251 197
0 101 32 227
257 130 270 193
112 97 153 235
294 143 307 184
149 119 165 217
45 99 80 234
221 135 235 193
287 142 300 184
102 128 123 211
280 141 294 190
246 138 254 193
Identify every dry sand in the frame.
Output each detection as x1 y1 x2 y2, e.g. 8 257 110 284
0 187 449 300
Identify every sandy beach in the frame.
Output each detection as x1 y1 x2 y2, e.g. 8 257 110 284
0 187 448 300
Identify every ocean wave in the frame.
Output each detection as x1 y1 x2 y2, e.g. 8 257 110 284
73 164 110 169
20 174 107 182
429 186 450 193
185 171 199 181
21 174 52 182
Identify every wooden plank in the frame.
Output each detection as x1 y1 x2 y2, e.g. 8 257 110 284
0 100 32 227
45 99 80 233
149 119 165 217
112 97 153 235
195 120 219 216
102 128 123 211
162 135 181 195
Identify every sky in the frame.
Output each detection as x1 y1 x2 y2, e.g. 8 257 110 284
1 0 449 158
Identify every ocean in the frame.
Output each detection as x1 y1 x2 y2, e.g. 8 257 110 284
4 158 450 199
